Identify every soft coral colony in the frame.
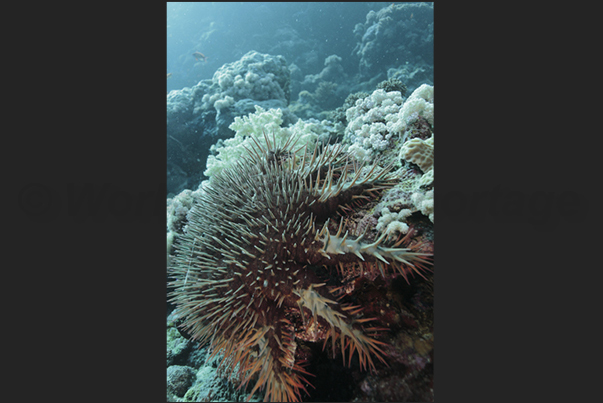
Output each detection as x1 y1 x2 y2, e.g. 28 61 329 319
168 86 434 402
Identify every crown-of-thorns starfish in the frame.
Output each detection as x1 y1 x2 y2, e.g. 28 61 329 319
168 131 432 402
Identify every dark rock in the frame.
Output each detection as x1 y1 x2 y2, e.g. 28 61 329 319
167 327 191 367
166 365 196 397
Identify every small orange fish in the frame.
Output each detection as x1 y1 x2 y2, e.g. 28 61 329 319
192 52 208 62
166 73 172 79
410 13 413 19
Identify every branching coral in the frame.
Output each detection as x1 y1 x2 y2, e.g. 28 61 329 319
376 207 413 239
204 106 320 178
343 84 433 169
345 89 406 162
377 77 408 97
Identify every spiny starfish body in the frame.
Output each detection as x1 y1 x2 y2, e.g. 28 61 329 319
168 132 431 401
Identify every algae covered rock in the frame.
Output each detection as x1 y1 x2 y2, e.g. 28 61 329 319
166 365 196 397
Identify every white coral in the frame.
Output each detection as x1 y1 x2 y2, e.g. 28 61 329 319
344 89 405 157
344 84 433 161
204 106 320 178
411 190 434 223
399 83 434 127
206 51 289 112
376 207 413 238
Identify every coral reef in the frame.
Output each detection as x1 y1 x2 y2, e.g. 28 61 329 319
345 88 406 163
167 51 297 196
290 54 350 120
202 51 291 112
343 84 433 166
167 365 197 398
291 81 340 119
320 91 370 131
168 130 431 402
167 310 259 402
376 207 413 239
353 3 433 92
167 188 205 264
400 136 434 174
167 326 191 367
411 190 434 224
301 54 347 90
167 3 434 197
377 77 407 97
167 84 435 402
167 6 434 399
204 106 332 178
343 83 435 245
398 83 434 128
397 84 434 191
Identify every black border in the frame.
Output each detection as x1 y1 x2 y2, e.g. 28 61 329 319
10 2 597 402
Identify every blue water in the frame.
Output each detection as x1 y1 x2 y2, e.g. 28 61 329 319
167 2 432 91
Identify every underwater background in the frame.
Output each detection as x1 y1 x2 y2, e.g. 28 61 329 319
167 2 434 401
167 1 433 197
